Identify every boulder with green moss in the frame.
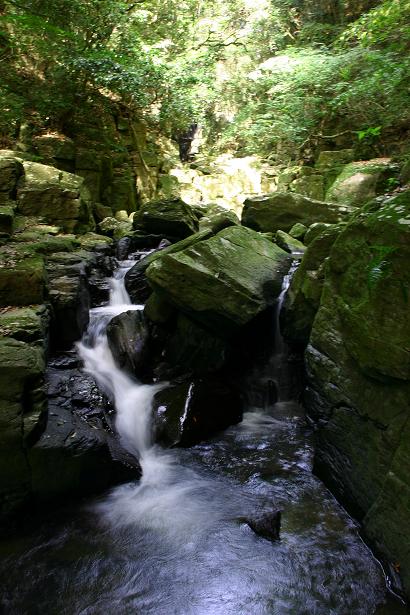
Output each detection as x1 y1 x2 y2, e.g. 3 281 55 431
133 197 198 238
0 205 15 237
146 225 290 337
0 310 47 517
16 161 95 233
125 229 213 303
242 192 354 234
0 151 24 201
304 190 410 596
326 158 400 206
275 230 305 255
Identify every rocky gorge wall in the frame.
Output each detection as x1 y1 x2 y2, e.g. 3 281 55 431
1 120 410 603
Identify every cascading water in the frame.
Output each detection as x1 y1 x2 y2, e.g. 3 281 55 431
0 254 404 615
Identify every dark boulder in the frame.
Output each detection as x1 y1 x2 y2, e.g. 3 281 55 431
246 510 282 541
153 378 243 447
133 197 198 239
106 310 152 381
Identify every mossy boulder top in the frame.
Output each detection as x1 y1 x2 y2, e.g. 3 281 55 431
241 192 354 234
326 158 399 206
133 197 198 238
15 161 94 233
146 225 290 337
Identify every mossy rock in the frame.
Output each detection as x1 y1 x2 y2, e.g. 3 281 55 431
281 224 344 345
146 225 290 337
133 197 198 239
275 230 305 255
0 305 48 344
242 192 354 234
304 189 410 597
0 253 46 307
326 159 400 206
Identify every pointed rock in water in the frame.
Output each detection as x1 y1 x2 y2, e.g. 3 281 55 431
146 226 291 338
242 192 354 234
246 510 282 541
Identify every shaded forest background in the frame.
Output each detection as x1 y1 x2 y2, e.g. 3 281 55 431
1 0 409 162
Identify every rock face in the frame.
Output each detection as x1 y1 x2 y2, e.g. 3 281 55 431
17 161 95 233
153 378 243 447
0 306 47 518
146 225 290 337
281 224 344 345
242 192 353 234
303 191 410 596
133 197 198 238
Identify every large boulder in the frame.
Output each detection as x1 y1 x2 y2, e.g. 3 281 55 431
124 229 213 304
133 197 198 239
242 192 354 234
146 226 290 337
17 161 95 233
153 378 243 447
326 158 399 206
304 190 410 596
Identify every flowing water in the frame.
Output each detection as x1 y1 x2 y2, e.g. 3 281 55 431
0 257 407 615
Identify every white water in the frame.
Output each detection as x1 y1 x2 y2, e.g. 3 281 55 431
77 258 222 539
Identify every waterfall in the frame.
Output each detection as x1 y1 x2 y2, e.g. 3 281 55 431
77 258 160 457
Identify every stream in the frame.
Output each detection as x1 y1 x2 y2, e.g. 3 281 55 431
0 256 407 615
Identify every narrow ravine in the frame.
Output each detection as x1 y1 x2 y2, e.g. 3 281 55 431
0 256 405 615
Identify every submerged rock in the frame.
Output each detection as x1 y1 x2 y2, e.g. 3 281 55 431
146 225 290 337
242 192 354 234
246 510 281 541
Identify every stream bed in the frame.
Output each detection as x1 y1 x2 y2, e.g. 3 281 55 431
0 257 407 614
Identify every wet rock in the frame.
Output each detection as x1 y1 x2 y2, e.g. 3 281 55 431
246 510 281 541
242 192 354 234
198 204 240 233
146 226 290 338
29 362 140 504
133 197 198 239
153 377 243 447
106 310 151 380
275 230 305 255
281 223 344 346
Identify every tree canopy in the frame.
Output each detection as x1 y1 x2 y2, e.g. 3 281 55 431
1 0 409 159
